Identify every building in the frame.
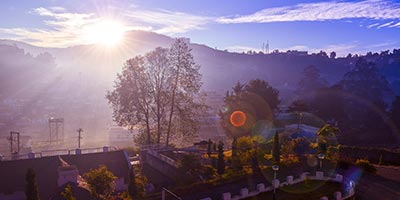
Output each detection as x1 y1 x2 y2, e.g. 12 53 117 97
0 149 131 200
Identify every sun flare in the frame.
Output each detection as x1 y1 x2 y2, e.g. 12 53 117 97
84 19 126 46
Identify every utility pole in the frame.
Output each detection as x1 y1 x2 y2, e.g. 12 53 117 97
77 128 83 148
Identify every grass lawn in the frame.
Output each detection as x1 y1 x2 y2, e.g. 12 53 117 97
244 180 342 200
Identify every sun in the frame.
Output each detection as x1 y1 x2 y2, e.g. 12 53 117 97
84 19 126 46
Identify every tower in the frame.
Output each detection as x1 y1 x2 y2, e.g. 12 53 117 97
49 117 64 143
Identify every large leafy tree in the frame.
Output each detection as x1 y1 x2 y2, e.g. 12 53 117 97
340 58 392 107
107 38 206 145
219 79 279 138
84 165 116 200
339 58 392 133
297 65 328 96
25 168 40 200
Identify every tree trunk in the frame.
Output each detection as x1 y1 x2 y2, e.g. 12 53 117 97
166 64 180 146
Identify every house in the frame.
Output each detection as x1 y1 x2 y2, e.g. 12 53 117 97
0 150 131 200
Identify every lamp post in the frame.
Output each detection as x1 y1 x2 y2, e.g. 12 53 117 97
272 165 280 200
297 112 304 134
318 153 325 170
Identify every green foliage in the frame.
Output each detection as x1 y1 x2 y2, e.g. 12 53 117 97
236 136 254 165
355 159 377 174
61 184 76 200
217 141 225 174
84 165 116 200
25 168 40 200
317 124 339 154
204 165 217 178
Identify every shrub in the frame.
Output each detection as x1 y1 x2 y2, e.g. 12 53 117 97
355 159 376 174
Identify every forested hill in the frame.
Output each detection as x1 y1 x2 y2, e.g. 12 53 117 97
0 44 57 98
1 30 400 97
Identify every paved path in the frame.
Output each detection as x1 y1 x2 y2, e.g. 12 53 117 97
355 165 400 200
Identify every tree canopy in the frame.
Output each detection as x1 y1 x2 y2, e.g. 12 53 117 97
84 165 116 200
219 79 279 138
107 38 206 145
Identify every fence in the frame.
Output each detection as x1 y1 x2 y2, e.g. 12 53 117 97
199 171 355 200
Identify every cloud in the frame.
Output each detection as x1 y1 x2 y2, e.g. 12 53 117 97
0 6 212 47
123 9 212 34
217 0 400 26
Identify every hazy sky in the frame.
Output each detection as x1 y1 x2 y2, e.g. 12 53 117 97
1 0 400 55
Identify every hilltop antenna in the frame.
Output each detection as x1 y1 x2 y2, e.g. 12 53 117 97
266 40 270 54
262 42 265 53
77 128 83 149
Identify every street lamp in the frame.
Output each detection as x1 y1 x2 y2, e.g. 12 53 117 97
272 165 280 200
297 112 304 134
318 153 325 170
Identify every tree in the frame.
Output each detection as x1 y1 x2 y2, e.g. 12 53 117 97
340 58 392 106
128 168 137 198
297 65 328 96
219 79 279 138
217 141 225 174
165 38 206 146
272 132 280 164
308 84 346 123
84 165 116 200
61 184 76 200
339 58 394 143
231 137 241 170
245 79 280 114
107 38 206 145
316 124 339 154
207 139 212 158
25 168 40 200
287 99 309 113
330 51 336 59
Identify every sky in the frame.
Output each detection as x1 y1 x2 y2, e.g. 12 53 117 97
1 0 400 56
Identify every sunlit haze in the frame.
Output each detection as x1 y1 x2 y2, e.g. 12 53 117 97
0 1 400 200
84 19 126 46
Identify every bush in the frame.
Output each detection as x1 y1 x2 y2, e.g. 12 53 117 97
355 159 376 174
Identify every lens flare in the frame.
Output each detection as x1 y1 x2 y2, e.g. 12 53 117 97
230 110 247 127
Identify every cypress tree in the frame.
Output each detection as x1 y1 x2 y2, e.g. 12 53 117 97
25 168 40 200
231 137 241 170
217 141 225 174
272 132 280 164
207 139 212 158
128 168 137 198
